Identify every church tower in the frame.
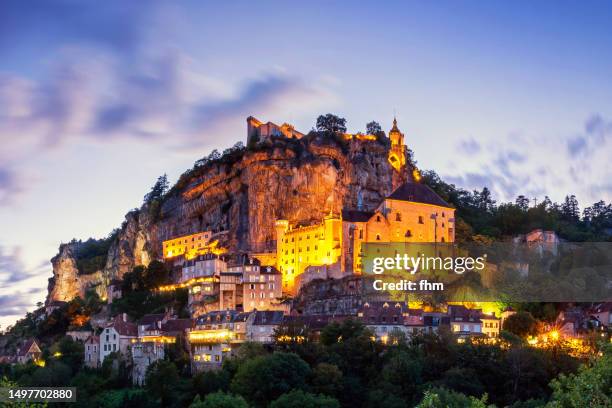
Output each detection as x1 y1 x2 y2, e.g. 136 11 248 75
388 117 406 172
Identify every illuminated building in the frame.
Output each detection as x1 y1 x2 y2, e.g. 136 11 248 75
189 310 242 371
181 253 227 282
222 257 284 312
247 116 304 145
387 117 406 172
448 305 500 339
16 339 42 365
275 213 343 292
276 182 456 292
162 231 213 259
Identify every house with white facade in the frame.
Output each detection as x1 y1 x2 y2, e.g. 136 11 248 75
100 314 137 362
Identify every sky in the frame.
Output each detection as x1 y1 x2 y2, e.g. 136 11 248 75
1 0 612 329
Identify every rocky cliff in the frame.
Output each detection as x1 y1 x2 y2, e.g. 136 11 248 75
46 133 412 303
47 243 105 302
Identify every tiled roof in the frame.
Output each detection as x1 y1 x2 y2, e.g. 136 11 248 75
448 305 485 323
387 182 453 208
196 310 240 325
85 335 100 344
161 319 192 334
17 339 40 356
108 315 137 336
260 265 281 275
342 210 374 223
138 314 166 327
252 311 284 326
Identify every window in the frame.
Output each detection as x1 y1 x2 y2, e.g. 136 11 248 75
395 213 401 221
376 215 381 222
376 234 381 241
359 229 363 239
418 216 424 224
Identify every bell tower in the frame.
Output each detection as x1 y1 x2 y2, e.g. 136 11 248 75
388 117 406 172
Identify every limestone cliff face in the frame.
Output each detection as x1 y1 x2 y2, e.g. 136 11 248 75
47 135 411 303
47 243 105 303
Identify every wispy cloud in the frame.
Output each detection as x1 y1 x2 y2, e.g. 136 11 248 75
0 2 337 206
0 246 49 290
447 115 612 205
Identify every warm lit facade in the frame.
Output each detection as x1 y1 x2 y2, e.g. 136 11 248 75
162 231 213 259
343 183 456 274
181 253 227 282
388 118 406 172
275 214 343 292
247 116 304 145
275 182 456 291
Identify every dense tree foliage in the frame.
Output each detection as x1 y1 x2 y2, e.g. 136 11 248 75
503 312 539 338
316 114 347 134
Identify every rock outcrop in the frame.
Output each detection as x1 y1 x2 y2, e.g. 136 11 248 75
47 134 412 303
47 243 105 303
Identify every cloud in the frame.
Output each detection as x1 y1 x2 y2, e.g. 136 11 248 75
0 48 337 205
0 288 45 317
444 113 612 205
457 138 481 154
567 114 612 158
0 246 50 290
0 168 24 206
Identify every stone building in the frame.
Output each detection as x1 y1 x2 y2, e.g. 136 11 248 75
162 231 213 260
181 253 227 282
84 335 100 368
100 314 137 362
247 116 304 145
247 310 284 343
16 339 42 365
276 181 456 293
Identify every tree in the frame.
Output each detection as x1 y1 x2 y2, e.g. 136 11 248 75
144 260 170 288
144 174 169 203
230 352 311 407
516 195 530 211
503 311 538 338
145 360 180 406
316 114 347 134
366 121 383 135
190 392 248 408
415 388 493 408
311 363 343 397
560 195 580 221
269 390 340 408
474 187 496 213
546 345 612 407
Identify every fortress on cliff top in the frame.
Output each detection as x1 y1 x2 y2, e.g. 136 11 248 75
162 116 456 294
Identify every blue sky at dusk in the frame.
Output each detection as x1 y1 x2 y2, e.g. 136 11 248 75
1 0 612 328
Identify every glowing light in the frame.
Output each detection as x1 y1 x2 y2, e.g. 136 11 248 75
550 330 559 340
157 276 217 292
53 352 62 358
34 359 45 367
188 329 234 343
412 168 421 182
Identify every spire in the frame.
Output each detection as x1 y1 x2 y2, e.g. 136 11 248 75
390 116 400 133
